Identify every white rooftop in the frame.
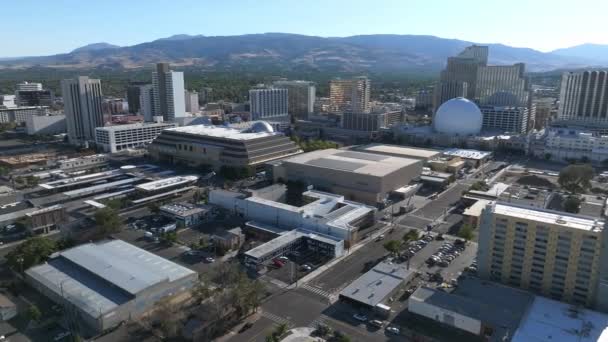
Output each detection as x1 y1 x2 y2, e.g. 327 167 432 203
164 124 280 140
443 148 492 160
356 144 441 160
136 176 198 192
463 199 491 217
96 122 174 131
513 296 608 342
283 148 420 177
494 203 604 232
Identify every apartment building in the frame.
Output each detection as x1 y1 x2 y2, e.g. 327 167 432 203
477 202 608 310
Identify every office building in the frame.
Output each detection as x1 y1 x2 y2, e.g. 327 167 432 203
199 87 212 104
273 80 315 120
26 240 197 333
249 88 288 121
533 97 556 130
26 114 66 135
435 45 530 109
480 106 530 133
269 148 422 205
210 185 377 246
138 84 154 122
185 90 199 113
15 82 53 107
329 77 371 113
102 98 127 115
341 111 402 131
95 122 175 153
475 63 529 107
557 70 608 127
151 63 186 122
148 123 302 169
477 202 608 310
61 76 104 146
126 81 149 114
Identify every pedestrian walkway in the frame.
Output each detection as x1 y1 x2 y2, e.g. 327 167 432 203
262 311 294 327
300 284 332 299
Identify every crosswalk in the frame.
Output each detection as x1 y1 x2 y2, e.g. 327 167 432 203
300 283 333 299
308 314 328 329
262 311 293 327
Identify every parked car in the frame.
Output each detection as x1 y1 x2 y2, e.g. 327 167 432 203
205 257 216 263
386 326 400 334
369 320 384 328
272 259 284 267
353 313 368 322
301 264 313 271
54 331 71 341
278 256 289 262
376 234 385 241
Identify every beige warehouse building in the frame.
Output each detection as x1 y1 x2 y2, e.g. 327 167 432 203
269 148 422 205
477 202 608 310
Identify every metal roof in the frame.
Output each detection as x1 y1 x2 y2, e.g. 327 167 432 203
356 144 441 160
340 262 416 307
26 240 196 319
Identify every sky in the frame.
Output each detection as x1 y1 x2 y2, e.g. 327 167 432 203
2 0 607 57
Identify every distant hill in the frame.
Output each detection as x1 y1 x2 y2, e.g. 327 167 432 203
70 42 120 53
551 43 608 65
0 33 604 73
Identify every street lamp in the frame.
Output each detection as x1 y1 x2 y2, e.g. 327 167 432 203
16 256 24 274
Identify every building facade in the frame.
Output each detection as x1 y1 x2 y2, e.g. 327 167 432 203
329 77 371 113
15 82 54 107
477 202 608 310
480 106 530 133
558 70 608 127
126 81 149 114
185 90 199 113
138 84 154 122
273 80 315 120
151 63 186 122
435 45 530 111
95 122 175 153
341 111 402 131
26 114 66 135
0 106 49 124
148 124 302 170
249 88 289 121
61 76 104 146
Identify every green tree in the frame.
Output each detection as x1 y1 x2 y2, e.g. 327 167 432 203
161 231 178 246
563 196 581 214
6 237 57 271
25 175 39 186
94 207 123 237
544 153 552 161
26 304 42 322
383 240 401 256
558 164 595 193
458 224 474 242
470 181 489 191
403 229 420 243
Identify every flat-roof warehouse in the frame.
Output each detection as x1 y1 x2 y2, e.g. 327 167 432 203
26 240 197 334
269 148 422 205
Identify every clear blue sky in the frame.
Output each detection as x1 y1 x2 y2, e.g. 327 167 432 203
2 0 607 57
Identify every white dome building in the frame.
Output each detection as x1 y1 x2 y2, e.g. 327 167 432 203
433 97 483 135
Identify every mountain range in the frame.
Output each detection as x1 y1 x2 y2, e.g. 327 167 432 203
1 33 606 73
